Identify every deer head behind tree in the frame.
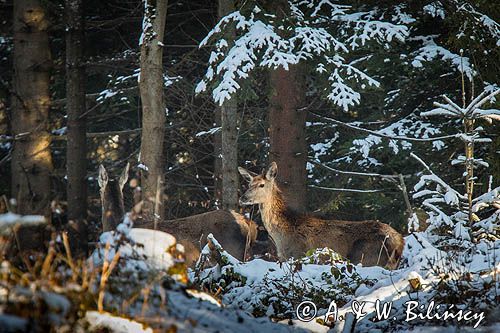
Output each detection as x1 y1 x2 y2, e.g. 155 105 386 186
98 163 129 232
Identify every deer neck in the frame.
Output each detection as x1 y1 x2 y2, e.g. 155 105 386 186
259 184 289 232
101 184 125 231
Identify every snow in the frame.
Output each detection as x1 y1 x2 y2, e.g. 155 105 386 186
392 5 416 25
137 163 149 171
455 2 500 46
472 186 500 212
349 87 499 163
424 89 500 121
407 212 420 232
423 2 445 19
410 36 476 80
83 220 308 332
0 314 28 332
350 114 440 158
96 89 118 102
195 126 221 137
84 284 310 332
310 137 337 160
0 213 46 236
86 311 153 333
195 228 499 332
197 2 407 110
93 224 177 271
91 215 179 273
52 126 67 135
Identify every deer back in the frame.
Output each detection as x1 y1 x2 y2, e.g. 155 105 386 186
143 210 258 266
98 165 261 266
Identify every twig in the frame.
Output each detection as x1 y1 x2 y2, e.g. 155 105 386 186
309 184 386 193
310 112 459 142
398 173 414 221
409 152 432 172
98 241 121 313
1 128 142 143
309 159 405 180
62 232 78 283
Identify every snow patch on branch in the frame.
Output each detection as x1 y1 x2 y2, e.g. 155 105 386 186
197 1 408 110
410 36 476 80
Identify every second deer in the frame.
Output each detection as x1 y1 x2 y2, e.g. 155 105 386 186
238 162 404 268
98 164 259 266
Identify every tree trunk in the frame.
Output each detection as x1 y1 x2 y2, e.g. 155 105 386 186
221 99 239 211
65 0 87 253
216 0 238 211
269 65 307 212
214 106 222 206
11 0 53 215
139 0 168 223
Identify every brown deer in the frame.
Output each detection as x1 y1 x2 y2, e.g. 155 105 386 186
98 164 259 266
238 162 404 268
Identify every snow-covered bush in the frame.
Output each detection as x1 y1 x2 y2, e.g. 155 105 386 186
194 237 380 320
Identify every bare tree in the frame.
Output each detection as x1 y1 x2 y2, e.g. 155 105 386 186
213 0 238 211
11 0 53 215
269 64 307 212
139 0 168 222
66 0 87 250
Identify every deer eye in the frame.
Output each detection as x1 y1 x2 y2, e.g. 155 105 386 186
259 184 265 188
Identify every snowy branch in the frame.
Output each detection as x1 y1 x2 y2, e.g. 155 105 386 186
423 88 500 120
309 184 386 193
197 1 408 109
310 112 459 142
309 159 404 180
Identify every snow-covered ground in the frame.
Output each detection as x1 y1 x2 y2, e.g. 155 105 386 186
194 229 499 332
0 206 498 332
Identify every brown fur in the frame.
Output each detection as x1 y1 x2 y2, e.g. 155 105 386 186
142 210 258 266
98 165 259 266
98 164 128 232
239 163 404 268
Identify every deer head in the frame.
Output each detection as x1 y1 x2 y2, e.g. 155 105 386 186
238 162 278 206
98 163 129 232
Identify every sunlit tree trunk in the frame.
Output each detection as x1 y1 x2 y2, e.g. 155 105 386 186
11 0 53 215
269 65 307 212
214 0 238 211
139 0 168 223
66 0 88 253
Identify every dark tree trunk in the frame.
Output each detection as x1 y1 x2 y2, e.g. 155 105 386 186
215 0 238 211
11 0 53 215
65 0 88 253
269 65 307 212
214 106 222 206
221 99 239 211
139 0 168 223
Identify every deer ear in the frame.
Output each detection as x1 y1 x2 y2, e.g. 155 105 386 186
266 162 277 180
119 162 130 190
98 164 108 189
238 167 254 182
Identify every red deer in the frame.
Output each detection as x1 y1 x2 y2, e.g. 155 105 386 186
98 164 259 266
238 162 404 268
